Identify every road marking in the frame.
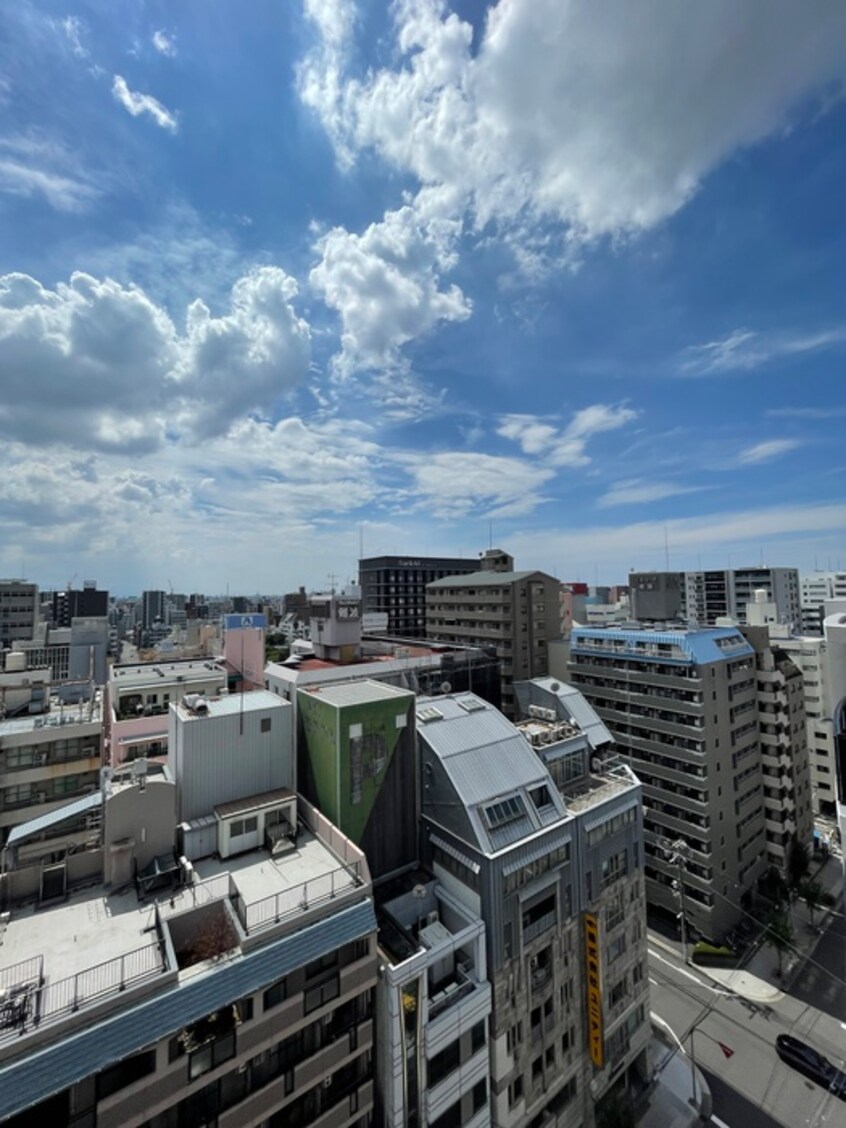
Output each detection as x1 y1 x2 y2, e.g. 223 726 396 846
710 1117 731 1128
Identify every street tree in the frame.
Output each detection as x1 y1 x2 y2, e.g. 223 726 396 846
787 835 811 895
763 911 794 978
799 879 823 928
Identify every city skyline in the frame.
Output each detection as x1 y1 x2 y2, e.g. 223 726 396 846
2 2 846 594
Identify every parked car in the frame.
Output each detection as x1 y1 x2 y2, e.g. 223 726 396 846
776 1034 846 1099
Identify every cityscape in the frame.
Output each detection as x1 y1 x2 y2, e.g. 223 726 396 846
0 557 844 1127
2 3 846 1128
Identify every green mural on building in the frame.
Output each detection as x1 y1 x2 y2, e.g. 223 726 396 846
298 687 415 845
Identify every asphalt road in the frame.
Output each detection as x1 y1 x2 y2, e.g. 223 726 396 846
702 1068 783 1128
648 938 846 1128
790 900 846 1023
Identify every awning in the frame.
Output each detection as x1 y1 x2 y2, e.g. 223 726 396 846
501 831 572 876
430 833 481 875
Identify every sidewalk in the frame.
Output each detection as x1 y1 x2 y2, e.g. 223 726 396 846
636 1029 712 1128
703 855 843 1001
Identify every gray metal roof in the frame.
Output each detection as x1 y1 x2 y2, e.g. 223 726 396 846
427 570 537 589
0 899 376 1120
6 791 101 846
531 677 614 749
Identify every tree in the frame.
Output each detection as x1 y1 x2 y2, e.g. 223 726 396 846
787 836 811 895
799 879 823 928
763 911 794 978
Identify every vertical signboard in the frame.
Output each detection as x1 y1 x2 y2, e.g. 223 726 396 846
584 911 604 1068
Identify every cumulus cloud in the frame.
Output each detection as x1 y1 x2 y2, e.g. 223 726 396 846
498 404 638 468
403 451 554 519
738 438 801 465
152 30 176 57
310 199 471 375
0 267 310 450
299 0 846 256
112 75 178 132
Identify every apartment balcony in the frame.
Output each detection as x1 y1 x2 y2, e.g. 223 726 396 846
570 661 701 691
628 753 706 789
639 780 707 812
428 964 489 1024
645 805 710 838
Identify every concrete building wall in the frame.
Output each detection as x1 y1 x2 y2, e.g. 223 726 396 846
0 580 39 649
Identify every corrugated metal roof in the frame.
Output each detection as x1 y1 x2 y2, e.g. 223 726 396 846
531 678 614 749
0 899 376 1120
215 787 295 818
570 626 753 665
6 791 101 846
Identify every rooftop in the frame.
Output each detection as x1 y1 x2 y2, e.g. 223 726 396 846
571 624 754 665
0 809 364 1050
0 693 102 737
300 679 414 707
174 689 286 720
110 659 226 689
427 569 543 589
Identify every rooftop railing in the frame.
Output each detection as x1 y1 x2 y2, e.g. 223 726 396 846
0 940 166 1046
235 861 364 935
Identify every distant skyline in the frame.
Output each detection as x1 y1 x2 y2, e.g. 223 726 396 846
2 1 846 593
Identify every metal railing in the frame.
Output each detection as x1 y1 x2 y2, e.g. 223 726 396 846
237 862 362 934
0 941 166 1045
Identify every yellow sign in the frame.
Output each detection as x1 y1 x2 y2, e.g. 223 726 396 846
584 912 604 1068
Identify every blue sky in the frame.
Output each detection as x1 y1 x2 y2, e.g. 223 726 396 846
1 0 846 595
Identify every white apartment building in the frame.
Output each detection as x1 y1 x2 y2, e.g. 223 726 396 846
800 572 846 635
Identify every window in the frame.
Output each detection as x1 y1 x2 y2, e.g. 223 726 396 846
304 976 340 1013
428 1039 460 1086
472 1079 487 1114
189 1030 236 1080
230 816 258 837
532 1055 543 1081
529 784 553 812
508 1075 524 1108
484 794 526 829
261 717 272 733
263 976 286 1010
471 1021 486 1054
601 849 628 890
507 1022 522 1054
97 1049 156 1100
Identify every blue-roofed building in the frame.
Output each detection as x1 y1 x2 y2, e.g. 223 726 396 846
568 624 767 941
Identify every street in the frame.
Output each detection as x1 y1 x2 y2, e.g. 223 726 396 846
790 903 846 1023
648 926 846 1128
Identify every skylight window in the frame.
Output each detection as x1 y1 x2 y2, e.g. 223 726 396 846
483 795 526 829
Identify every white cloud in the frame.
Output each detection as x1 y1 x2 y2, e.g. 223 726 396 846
310 200 471 375
766 406 846 420
597 479 709 508
681 326 846 375
738 438 801 465
299 0 846 259
403 450 554 519
112 75 178 132
498 404 638 468
0 135 98 211
152 30 177 57
61 16 87 58
0 267 310 450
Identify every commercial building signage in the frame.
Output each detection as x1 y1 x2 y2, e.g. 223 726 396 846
223 614 267 630
584 912 604 1068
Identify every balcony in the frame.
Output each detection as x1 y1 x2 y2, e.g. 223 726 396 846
427 964 481 1021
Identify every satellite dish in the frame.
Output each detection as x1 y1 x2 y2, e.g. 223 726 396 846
549 682 560 693
440 681 452 694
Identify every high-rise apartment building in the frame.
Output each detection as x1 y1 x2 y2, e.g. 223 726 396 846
741 622 814 871
800 571 846 634
629 568 801 628
52 583 109 628
359 554 478 637
426 561 560 715
0 580 39 650
415 686 650 1127
568 625 769 939
141 589 167 630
